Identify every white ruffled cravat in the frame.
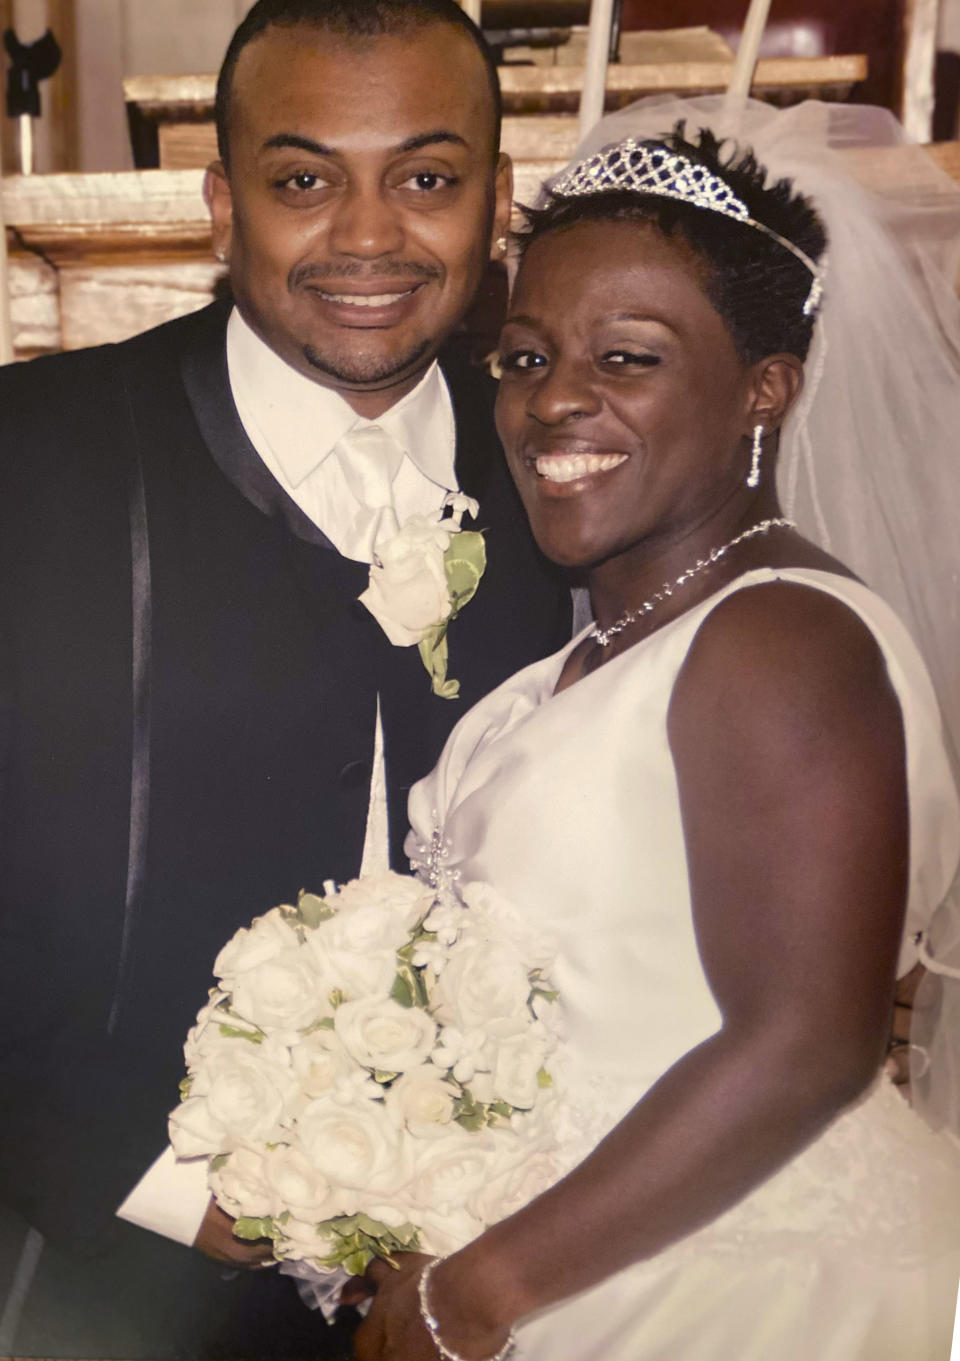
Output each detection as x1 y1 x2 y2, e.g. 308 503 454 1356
334 429 401 881
334 425 404 560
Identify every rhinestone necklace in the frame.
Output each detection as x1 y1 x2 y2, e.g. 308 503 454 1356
590 517 796 648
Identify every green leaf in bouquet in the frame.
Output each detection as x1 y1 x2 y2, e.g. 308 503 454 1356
452 1088 487 1132
178 1076 192 1100
328 988 347 1009
373 1069 400 1084
391 959 428 1009
410 967 429 1008
306 1015 336 1031
489 1100 513 1120
218 1024 265 1044
390 972 414 1008
355 1213 393 1238
234 1216 275 1242
530 986 560 1004
297 890 336 929
396 940 423 966
537 1067 553 1089
210 1153 230 1172
345 1248 376 1276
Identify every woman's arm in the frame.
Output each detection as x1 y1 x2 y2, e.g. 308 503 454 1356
355 581 909 1361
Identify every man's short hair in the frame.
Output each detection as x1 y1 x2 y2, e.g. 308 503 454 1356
215 0 502 168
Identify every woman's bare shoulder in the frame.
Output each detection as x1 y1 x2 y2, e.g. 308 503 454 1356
668 573 901 762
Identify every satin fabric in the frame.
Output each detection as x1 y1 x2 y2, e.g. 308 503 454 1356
408 568 960 1359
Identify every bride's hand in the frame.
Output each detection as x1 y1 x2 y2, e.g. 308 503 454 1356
352 1252 513 1361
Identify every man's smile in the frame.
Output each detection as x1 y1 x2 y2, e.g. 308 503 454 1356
314 287 419 307
301 280 429 328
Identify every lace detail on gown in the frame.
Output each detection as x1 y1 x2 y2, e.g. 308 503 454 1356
622 1078 960 1271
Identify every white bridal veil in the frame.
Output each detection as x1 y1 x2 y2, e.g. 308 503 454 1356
546 95 960 1139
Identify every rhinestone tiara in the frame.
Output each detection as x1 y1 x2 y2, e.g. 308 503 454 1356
550 139 824 317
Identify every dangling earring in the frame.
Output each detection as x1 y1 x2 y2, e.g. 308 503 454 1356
747 425 763 488
495 235 508 255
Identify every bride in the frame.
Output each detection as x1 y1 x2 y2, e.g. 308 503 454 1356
351 100 960 1361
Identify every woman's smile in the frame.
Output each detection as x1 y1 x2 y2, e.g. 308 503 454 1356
496 218 757 571
530 450 630 487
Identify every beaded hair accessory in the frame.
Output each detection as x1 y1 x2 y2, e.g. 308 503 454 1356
550 140 825 317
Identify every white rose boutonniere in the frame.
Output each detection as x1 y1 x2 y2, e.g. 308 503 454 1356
358 492 486 699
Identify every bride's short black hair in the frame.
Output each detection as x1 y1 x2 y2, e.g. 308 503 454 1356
517 124 827 364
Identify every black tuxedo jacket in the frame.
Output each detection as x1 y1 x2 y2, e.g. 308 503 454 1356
0 302 568 1354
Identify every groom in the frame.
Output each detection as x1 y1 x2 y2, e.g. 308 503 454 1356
0 3 569 1357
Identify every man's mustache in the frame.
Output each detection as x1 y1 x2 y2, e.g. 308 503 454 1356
289 260 442 288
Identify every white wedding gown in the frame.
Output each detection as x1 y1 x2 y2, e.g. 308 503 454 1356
407 567 960 1361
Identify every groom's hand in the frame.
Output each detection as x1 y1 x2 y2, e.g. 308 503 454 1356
193 1196 276 1268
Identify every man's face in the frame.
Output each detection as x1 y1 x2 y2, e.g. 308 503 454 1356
208 23 511 417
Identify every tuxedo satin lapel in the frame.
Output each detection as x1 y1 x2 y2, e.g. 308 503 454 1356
182 327 493 543
179 303 337 552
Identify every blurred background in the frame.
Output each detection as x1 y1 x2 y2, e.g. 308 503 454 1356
2 0 959 174
3 0 958 361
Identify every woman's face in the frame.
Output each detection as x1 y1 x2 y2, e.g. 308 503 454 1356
496 218 760 570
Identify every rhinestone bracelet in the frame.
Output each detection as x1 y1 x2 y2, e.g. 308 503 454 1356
417 1257 517 1361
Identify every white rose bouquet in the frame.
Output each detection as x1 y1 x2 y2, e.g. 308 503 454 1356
169 871 564 1278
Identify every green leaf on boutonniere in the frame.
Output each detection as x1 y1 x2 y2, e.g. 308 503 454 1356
444 530 487 614
418 622 460 700
416 528 487 699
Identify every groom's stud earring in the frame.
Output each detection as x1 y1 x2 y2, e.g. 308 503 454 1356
747 425 763 488
215 248 228 264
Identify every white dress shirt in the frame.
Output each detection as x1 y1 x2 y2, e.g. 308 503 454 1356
226 308 457 560
117 309 459 1247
